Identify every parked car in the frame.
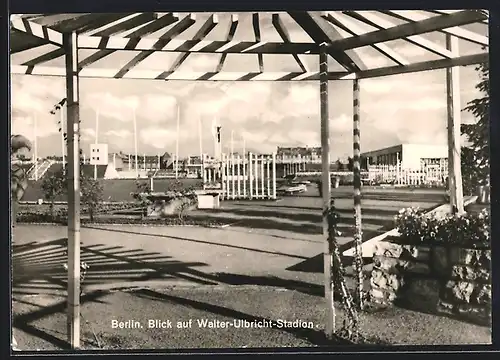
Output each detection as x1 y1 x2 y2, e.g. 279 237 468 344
277 182 308 195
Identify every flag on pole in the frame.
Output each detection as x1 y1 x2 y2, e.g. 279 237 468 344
217 126 222 143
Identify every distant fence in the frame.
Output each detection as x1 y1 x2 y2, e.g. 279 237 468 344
203 153 277 200
368 164 447 185
295 163 447 186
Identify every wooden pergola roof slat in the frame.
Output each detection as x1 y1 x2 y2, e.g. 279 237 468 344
288 11 365 72
160 14 219 77
110 13 197 77
350 11 454 59
252 13 264 72
90 13 158 37
324 12 409 66
77 13 139 34
10 17 63 45
383 10 489 46
335 10 485 50
216 14 239 72
273 13 309 72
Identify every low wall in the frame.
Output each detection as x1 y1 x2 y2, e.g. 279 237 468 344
369 237 491 325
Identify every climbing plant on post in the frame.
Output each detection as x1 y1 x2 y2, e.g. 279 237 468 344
352 78 364 309
325 199 359 341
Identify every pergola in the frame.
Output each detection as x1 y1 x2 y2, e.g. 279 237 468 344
10 10 489 348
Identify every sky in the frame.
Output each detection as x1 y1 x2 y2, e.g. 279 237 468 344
10 11 488 161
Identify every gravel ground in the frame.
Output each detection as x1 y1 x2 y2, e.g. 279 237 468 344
12 286 491 351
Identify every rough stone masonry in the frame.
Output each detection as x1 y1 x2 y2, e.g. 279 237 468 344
369 238 491 325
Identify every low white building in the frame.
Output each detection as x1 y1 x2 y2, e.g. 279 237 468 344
361 143 448 170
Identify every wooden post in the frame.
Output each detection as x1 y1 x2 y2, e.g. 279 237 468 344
64 31 81 349
243 152 247 198
352 78 364 309
150 176 154 192
272 152 277 199
320 43 335 338
445 34 464 214
260 156 265 198
237 155 241 198
249 152 254 199
266 156 271 198
231 153 235 200
254 154 259 199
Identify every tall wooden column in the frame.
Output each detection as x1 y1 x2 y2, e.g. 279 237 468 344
352 79 364 308
320 43 335 338
64 31 81 348
445 34 464 214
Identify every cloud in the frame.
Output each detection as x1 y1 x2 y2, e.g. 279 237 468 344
141 94 179 123
11 115 59 139
81 128 96 142
84 93 140 121
105 129 132 139
140 127 179 150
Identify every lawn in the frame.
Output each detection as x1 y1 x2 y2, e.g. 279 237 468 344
12 287 491 350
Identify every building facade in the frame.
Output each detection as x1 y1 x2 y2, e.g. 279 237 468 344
361 143 448 170
277 146 321 162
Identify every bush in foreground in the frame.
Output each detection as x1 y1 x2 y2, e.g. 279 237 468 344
394 207 490 248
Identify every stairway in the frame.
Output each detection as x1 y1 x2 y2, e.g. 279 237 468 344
28 159 54 180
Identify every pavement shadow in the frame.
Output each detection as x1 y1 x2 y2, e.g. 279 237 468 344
12 238 215 296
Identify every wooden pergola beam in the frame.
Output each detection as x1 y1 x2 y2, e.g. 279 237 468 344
252 13 264 72
22 48 65 66
272 13 309 72
289 11 366 72
324 12 409 66
382 10 489 46
332 10 486 50
11 51 487 80
426 10 489 25
10 17 63 46
354 51 487 79
10 65 348 80
347 11 454 59
216 14 239 72
77 36 319 54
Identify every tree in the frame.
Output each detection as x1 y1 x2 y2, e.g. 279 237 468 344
41 170 65 218
336 159 344 171
80 175 104 222
11 135 32 224
461 61 489 194
347 157 354 172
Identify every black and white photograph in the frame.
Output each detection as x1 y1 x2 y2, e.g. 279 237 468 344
9 10 491 351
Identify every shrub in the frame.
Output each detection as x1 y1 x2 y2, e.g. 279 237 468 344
394 207 490 248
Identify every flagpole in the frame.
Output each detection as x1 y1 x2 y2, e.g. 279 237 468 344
61 106 65 169
198 116 203 160
94 109 99 180
176 104 180 179
231 130 234 156
133 108 138 178
34 113 38 181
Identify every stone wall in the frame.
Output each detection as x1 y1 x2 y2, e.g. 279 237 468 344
369 238 491 325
